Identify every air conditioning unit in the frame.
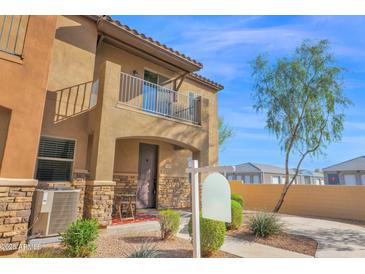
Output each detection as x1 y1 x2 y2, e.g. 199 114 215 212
30 189 80 237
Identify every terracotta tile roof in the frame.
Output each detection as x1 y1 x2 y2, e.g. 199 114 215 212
188 73 224 91
100 15 203 68
88 15 223 91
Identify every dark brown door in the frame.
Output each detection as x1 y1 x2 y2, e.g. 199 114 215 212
137 143 158 208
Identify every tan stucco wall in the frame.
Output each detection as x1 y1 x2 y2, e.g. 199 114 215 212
89 60 214 181
39 17 219 179
0 106 11 170
179 78 218 165
41 16 98 170
114 139 191 176
230 182 365 222
0 16 57 179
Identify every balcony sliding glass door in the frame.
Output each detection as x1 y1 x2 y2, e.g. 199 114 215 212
142 70 173 117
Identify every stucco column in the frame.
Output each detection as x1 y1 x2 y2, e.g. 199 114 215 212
85 60 120 226
89 60 121 182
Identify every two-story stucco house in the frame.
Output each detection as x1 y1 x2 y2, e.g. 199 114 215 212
0 15 222 249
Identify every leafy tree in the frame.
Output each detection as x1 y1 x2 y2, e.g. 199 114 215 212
251 39 351 212
218 116 234 150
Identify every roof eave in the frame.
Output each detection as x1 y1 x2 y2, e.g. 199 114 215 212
186 74 224 92
96 18 202 73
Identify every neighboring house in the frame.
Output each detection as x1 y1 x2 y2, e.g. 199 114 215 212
0 15 222 248
323 156 365 185
226 162 324 185
297 169 324 185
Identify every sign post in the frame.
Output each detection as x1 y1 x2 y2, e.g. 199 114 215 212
191 160 200 258
187 162 236 258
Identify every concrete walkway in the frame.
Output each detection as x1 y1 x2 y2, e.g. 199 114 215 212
276 214 365 258
221 236 310 258
177 212 310 258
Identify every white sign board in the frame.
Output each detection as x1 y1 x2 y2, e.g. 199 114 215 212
202 172 231 223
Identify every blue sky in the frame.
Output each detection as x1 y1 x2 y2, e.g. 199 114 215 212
113 16 365 170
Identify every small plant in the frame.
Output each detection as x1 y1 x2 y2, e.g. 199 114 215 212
61 218 99 258
159 209 181 240
188 214 226 256
128 241 160 258
226 200 243 230
231 194 244 208
19 248 65 258
248 212 283 238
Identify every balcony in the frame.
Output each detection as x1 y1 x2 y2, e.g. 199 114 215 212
119 72 201 125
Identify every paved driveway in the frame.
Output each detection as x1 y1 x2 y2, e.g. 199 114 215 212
277 214 365 257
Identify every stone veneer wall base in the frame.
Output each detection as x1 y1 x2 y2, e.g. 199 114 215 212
0 178 37 253
158 176 191 209
84 180 116 227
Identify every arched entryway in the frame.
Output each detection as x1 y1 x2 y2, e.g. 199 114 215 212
112 136 200 218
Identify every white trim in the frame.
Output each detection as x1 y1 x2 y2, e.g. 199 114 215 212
74 169 90 174
86 180 116 186
0 178 38 186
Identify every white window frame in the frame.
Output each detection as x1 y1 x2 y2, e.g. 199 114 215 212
271 176 280 184
361 174 365 185
344 174 357 186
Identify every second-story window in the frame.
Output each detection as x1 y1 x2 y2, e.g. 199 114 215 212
144 70 170 87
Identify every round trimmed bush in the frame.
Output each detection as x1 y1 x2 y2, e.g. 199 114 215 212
226 200 243 230
188 214 226 256
231 194 244 208
159 209 181 240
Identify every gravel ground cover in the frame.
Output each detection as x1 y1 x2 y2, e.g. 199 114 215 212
95 230 239 258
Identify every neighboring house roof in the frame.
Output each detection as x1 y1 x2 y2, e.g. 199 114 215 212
235 163 262 173
299 169 324 178
235 162 289 174
234 162 323 177
323 156 365 172
252 163 289 174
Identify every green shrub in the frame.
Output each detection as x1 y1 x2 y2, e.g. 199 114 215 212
128 241 160 258
61 218 99 257
226 200 243 230
188 214 226 256
231 194 244 208
248 212 283 238
159 209 181 240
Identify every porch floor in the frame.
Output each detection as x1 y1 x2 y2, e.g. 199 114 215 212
111 208 160 225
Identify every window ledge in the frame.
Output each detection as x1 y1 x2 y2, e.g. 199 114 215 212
0 51 23 65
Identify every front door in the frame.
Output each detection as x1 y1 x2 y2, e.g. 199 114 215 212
137 143 158 208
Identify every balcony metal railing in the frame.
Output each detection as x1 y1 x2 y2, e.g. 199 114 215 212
0 15 29 56
119 72 201 125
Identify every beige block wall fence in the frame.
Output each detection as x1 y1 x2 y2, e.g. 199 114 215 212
230 181 365 222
